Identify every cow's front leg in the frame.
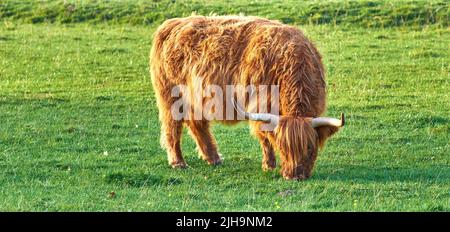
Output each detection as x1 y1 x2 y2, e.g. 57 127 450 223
251 124 277 171
259 136 276 171
186 120 222 165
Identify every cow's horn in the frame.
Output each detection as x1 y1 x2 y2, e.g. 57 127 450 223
312 113 345 128
232 99 280 124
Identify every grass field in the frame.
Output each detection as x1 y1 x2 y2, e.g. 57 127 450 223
0 0 449 211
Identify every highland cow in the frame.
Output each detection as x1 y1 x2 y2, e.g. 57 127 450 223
150 16 344 180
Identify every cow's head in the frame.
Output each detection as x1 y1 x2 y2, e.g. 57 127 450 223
233 100 344 180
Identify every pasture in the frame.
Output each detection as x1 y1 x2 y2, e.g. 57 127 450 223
0 0 449 211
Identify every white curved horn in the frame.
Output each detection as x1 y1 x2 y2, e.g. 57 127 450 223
312 113 345 128
231 99 280 125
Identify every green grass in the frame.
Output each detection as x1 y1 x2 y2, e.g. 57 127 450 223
0 1 449 211
1 0 449 27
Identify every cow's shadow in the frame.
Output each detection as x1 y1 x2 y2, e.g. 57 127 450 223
310 163 449 183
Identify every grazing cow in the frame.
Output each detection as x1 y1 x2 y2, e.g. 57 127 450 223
150 16 344 180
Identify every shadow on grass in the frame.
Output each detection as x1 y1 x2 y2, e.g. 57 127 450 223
143 151 447 183
312 164 449 183
180 155 449 184
104 171 183 188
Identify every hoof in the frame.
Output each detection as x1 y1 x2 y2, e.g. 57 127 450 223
283 174 308 181
170 161 187 169
207 158 223 166
262 162 276 171
207 153 223 166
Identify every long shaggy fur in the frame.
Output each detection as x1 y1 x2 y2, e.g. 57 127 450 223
274 117 318 179
150 15 339 179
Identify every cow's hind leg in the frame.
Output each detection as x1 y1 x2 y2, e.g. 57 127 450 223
154 83 186 168
186 120 222 165
160 116 186 168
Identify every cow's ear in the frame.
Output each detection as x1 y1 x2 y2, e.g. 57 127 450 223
315 125 340 149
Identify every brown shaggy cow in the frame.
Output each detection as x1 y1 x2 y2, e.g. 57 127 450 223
150 16 344 180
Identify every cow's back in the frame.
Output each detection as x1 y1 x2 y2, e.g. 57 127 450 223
150 16 282 86
150 16 327 118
